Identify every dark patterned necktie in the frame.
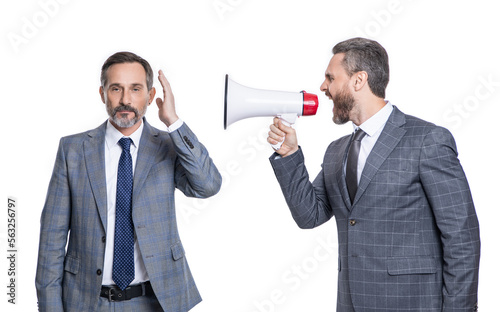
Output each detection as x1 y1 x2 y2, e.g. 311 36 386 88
346 129 366 204
113 137 135 290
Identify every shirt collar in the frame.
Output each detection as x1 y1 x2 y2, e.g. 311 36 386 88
354 101 393 137
105 119 144 150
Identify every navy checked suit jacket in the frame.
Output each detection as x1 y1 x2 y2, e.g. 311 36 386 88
270 107 480 311
35 119 222 312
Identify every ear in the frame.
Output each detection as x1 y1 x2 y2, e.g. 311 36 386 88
99 86 105 104
148 87 156 105
353 71 368 92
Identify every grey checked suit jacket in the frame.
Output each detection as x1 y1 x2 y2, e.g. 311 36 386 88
270 107 480 311
36 119 222 312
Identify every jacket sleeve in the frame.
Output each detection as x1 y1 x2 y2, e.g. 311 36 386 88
35 138 71 312
419 126 480 311
269 147 333 229
169 123 222 198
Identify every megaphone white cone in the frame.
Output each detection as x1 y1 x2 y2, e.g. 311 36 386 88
224 75 306 129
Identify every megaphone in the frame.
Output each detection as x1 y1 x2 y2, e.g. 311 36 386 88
224 74 318 149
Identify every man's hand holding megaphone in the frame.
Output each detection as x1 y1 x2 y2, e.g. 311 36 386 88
268 117 299 157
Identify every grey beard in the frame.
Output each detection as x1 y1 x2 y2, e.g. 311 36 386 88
108 105 146 128
332 87 354 125
112 114 138 128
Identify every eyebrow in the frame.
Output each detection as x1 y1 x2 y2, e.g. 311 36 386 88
107 83 145 88
130 83 145 88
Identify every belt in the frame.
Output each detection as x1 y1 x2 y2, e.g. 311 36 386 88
100 281 154 302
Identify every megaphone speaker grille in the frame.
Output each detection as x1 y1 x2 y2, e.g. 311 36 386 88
224 74 229 129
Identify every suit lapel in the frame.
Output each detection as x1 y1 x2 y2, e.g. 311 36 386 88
352 107 407 206
132 120 161 207
332 135 354 210
84 121 108 230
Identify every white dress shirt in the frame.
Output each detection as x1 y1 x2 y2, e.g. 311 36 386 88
102 118 183 286
350 101 394 183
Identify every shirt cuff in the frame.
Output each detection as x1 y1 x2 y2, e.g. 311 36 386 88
165 119 183 133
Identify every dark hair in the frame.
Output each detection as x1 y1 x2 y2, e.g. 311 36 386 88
100 51 154 90
332 37 389 98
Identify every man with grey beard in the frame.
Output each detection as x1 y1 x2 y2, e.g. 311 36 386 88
36 52 222 312
268 38 480 311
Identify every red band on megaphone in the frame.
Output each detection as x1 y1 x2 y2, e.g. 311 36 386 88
302 91 319 116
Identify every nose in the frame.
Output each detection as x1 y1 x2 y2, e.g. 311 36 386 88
320 79 327 92
120 90 132 105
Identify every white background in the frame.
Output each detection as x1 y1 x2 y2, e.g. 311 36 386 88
1 0 499 311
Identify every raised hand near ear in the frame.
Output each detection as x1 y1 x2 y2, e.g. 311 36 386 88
156 70 179 126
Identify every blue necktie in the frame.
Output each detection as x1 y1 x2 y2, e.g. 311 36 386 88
113 137 135 290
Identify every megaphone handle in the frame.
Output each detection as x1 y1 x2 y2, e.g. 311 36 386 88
271 113 297 151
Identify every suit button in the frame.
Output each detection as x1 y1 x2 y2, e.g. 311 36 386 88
349 219 356 226
96 269 102 276
183 136 195 149
101 236 106 243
